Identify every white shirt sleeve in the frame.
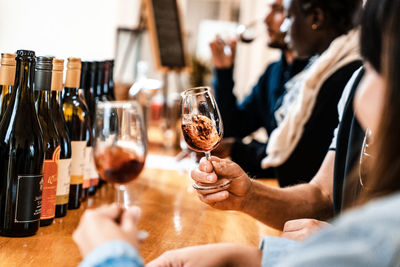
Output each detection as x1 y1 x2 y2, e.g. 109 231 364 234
329 67 363 150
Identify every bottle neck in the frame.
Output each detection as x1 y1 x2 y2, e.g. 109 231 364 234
13 57 35 106
64 87 79 97
36 90 52 113
96 70 103 96
0 84 12 96
109 66 114 86
50 90 60 107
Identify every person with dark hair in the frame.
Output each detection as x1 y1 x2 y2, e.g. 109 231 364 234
189 0 366 237
215 0 362 187
73 1 400 264
207 0 310 179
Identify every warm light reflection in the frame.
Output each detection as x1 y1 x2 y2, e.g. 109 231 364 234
173 211 182 234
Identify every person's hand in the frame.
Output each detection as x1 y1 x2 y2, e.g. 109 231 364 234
195 137 235 161
73 205 141 257
191 156 253 211
147 243 262 267
209 36 237 69
280 219 331 241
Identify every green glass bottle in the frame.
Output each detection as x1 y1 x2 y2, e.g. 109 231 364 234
34 56 60 227
0 50 44 237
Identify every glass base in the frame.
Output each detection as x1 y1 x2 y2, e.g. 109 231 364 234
192 179 232 191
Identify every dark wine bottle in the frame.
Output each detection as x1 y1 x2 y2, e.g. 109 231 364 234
0 53 17 122
107 59 115 100
95 61 105 103
62 58 89 209
88 62 97 125
89 61 109 193
78 64 91 201
34 56 60 227
102 61 113 101
80 62 99 196
51 59 72 218
80 61 94 123
0 50 44 237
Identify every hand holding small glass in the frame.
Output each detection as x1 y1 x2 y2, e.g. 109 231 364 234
181 87 232 190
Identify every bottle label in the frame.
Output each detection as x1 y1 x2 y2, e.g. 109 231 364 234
89 148 99 186
56 158 71 205
14 175 43 223
83 146 92 189
84 146 99 187
41 146 60 220
70 141 86 185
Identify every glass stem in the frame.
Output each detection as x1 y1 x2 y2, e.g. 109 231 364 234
205 151 211 160
115 184 126 209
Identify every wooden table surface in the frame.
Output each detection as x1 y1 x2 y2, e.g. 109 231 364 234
0 148 280 266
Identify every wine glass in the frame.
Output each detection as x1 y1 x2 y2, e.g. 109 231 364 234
93 101 147 207
181 86 232 190
236 20 262 43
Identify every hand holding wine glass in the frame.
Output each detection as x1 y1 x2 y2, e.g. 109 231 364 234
93 101 147 208
181 87 232 190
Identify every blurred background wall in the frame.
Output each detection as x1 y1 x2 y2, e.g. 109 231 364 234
0 0 279 100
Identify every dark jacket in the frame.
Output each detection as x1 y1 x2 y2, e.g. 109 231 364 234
215 56 362 186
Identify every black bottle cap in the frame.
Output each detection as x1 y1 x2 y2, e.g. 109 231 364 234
36 56 54 71
16 50 35 57
34 56 53 91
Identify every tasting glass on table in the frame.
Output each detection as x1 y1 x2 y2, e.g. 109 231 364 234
181 86 232 191
93 101 147 208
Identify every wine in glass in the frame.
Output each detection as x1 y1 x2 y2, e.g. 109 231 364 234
93 101 147 207
181 86 232 190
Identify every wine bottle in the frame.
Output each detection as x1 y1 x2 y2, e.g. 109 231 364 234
95 61 105 103
34 56 60 227
0 53 17 122
80 61 94 122
88 62 106 189
51 59 72 218
0 50 44 237
62 57 89 209
102 61 113 101
77 62 91 201
78 61 99 197
107 59 115 100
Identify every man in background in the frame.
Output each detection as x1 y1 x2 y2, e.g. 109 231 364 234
209 0 310 178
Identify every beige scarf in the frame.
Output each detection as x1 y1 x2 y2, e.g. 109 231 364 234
261 29 361 169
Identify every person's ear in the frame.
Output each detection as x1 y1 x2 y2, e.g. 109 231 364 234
310 7 325 30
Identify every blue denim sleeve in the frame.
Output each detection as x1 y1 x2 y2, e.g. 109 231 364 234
78 240 143 267
259 236 301 267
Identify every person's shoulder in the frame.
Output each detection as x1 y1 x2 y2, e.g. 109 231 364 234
277 195 400 267
329 60 363 81
340 193 400 224
320 60 363 92
260 58 284 79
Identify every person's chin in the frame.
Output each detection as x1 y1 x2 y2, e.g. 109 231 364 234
267 40 286 50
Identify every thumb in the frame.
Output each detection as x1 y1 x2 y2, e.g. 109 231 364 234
120 206 141 234
210 158 244 178
95 204 123 220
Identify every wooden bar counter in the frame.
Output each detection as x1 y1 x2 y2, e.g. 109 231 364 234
0 149 280 266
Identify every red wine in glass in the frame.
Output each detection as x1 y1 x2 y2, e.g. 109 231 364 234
94 146 145 184
181 87 232 190
93 101 147 207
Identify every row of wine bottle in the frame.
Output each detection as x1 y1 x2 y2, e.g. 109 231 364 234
0 50 115 237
